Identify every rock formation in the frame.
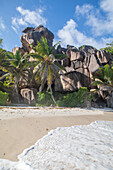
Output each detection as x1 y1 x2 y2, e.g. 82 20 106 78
11 25 113 107
55 45 113 92
12 25 54 54
20 88 37 104
12 26 113 92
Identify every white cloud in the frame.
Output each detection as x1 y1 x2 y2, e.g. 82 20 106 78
11 6 47 32
0 17 5 30
75 0 113 36
58 19 78 45
100 0 113 16
76 4 93 16
11 26 19 35
57 19 113 49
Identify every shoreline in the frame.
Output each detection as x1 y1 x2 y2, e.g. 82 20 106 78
0 106 112 120
0 107 113 162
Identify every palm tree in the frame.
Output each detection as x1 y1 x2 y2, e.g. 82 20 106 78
0 50 31 97
29 37 66 104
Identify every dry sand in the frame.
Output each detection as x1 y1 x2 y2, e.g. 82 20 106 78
0 107 113 162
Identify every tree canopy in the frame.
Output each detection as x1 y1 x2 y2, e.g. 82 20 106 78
28 37 66 104
100 41 113 55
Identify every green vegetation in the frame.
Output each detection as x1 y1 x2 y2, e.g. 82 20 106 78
1 36 112 107
79 45 85 50
100 41 113 55
0 39 2 47
0 90 9 105
0 50 31 95
57 87 93 107
36 87 93 107
29 37 66 104
36 91 55 106
54 54 68 59
0 48 11 68
93 64 113 87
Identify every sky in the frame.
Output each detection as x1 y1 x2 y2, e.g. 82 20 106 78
0 0 113 52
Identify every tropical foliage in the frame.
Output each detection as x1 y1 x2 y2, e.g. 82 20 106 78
93 64 113 87
0 50 31 95
100 41 113 55
0 90 9 105
57 87 93 107
36 91 62 106
36 87 93 107
29 37 66 104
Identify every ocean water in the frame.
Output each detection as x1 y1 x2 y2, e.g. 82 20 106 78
0 121 113 170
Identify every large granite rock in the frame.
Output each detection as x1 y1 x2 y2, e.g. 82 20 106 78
12 25 54 54
81 45 97 55
55 44 113 92
87 54 100 73
55 69 90 92
70 50 84 61
20 88 37 104
56 45 67 54
106 92 113 108
97 50 112 64
34 25 54 46
98 85 113 108
55 72 80 92
61 57 70 67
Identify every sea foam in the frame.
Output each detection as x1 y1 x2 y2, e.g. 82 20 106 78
0 121 113 170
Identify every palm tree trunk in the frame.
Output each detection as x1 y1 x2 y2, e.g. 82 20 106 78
14 77 20 103
50 85 56 105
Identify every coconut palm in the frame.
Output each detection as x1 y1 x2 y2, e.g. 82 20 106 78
29 37 66 104
0 50 31 96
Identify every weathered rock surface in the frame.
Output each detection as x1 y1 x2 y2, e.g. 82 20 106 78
12 25 54 54
70 50 84 61
20 88 37 104
61 57 70 67
12 47 25 55
106 92 113 108
55 45 113 92
56 45 67 54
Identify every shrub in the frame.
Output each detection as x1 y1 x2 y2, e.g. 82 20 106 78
36 90 64 106
36 91 54 106
100 41 113 55
0 91 9 105
79 45 85 50
36 87 93 107
93 64 113 87
57 87 93 107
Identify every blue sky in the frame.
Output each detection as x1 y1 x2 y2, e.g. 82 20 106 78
0 0 113 51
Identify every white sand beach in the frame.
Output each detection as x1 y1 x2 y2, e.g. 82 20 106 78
0 107 113 169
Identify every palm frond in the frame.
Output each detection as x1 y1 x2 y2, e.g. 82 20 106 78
35 37 50 56
0 73 10 80
54 54 68 59
50 41 61 54
27 53 43 60
54 62 66 72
